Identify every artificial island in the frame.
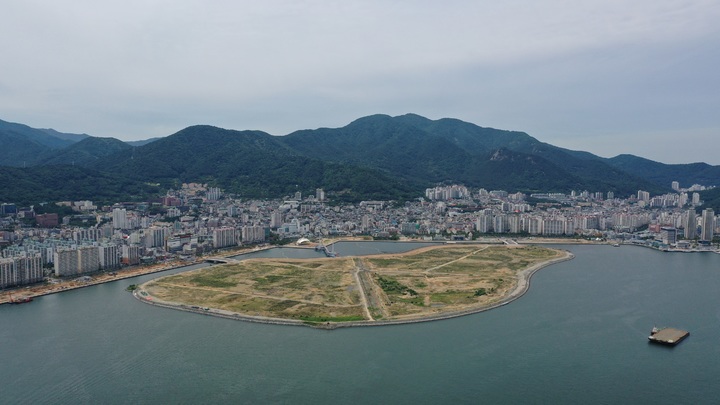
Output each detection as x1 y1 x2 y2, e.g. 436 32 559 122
135 243 573 328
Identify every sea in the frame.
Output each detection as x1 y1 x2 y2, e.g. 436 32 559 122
2 242 720 404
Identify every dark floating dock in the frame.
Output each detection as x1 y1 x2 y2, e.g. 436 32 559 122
648 327 689 346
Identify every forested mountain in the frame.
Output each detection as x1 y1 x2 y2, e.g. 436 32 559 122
41 137 133 166
280 114 663 196
1 114 717 204
36 127 88 143
0 119 87 149
91 125 419 201
699 188 720 214
0 165 160 204
87 115 663 198
0 130 52 167
607 154 720 189
126 137 161 147
0 118 90 166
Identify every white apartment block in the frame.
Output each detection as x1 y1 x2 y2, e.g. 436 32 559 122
0 254 43 288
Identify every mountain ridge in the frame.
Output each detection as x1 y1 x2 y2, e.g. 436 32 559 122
1 114 717 205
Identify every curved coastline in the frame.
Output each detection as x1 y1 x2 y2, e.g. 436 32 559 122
0 244 275 305
133 248 575 329
0 259 206 305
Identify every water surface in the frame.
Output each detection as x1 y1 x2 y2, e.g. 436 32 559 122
2 244 719 404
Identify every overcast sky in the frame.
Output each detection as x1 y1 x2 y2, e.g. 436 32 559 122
2 1 719 164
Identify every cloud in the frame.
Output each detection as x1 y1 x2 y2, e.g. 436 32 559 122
1 1 719 163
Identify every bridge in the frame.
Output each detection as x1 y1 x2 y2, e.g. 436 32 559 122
314 241 338 257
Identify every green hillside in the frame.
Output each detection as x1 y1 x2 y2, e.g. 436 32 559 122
0 118 89 166
3 114 716 204
41 136 132 166
280 114 663 195
699 188 720 213
0 165 160 205
92 125 419 201
607 154 720 189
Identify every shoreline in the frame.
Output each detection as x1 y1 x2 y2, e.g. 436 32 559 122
0 244 274 305
0 259 204 305
133 247 575 329
7 239 677 307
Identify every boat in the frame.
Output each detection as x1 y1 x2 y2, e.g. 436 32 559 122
648 326 689 346
9 295 33 304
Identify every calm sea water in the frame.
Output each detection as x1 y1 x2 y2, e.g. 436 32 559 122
2 243 720 404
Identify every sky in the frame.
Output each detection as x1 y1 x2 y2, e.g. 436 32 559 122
2 1 719 164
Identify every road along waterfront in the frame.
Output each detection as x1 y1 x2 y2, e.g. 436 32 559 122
0 259 203 305
0 245 273 305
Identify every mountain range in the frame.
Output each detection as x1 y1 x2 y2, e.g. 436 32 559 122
1 114 718 207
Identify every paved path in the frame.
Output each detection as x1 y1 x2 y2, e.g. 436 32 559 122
424 246 489 273
352 258 373 320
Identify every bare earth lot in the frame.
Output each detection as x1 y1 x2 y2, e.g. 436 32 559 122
138 244 571 326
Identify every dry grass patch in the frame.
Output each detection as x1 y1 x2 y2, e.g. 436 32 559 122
365 245 562 317
141 244 565 323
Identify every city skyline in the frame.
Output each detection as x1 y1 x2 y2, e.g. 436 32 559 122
2 1 719 165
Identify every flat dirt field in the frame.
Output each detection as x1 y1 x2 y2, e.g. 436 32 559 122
140 244 567 324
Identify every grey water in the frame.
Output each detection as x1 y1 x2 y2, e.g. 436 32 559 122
2 243 720 404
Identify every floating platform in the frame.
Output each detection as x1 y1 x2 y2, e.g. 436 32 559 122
648 327 689 346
